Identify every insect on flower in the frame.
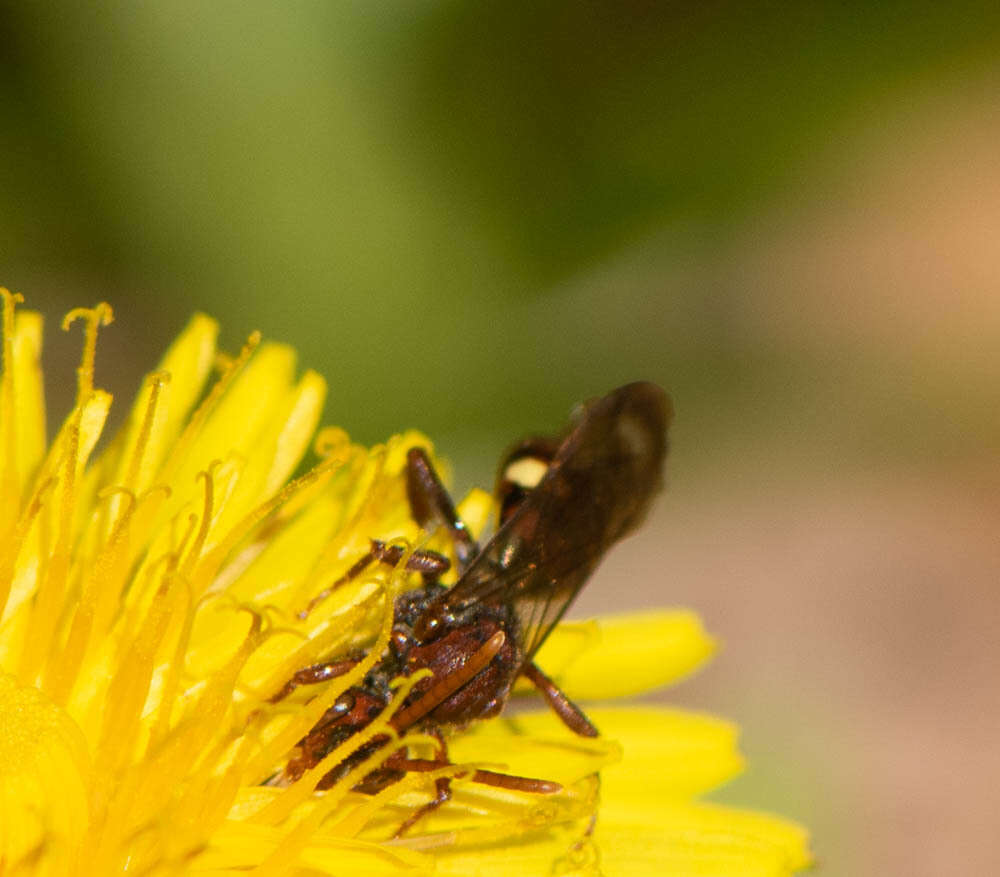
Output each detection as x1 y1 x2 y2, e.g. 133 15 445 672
271 382 671 835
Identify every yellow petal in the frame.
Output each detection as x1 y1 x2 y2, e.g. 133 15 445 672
189 804 433 874
451 716 621 788
0 673 91 871
531 610 717 700
430 818 598 877
455 487 494 542
594 706 809 875
595 802 811 876
262 368 327 496
147 312 220 451
506 707 744 801
92 312 219 498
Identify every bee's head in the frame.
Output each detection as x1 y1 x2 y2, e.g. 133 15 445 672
494 437 558 526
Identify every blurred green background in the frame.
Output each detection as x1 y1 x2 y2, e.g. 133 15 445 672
5 3 1000 875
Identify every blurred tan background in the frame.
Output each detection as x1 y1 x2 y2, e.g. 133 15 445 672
4 4 1000 874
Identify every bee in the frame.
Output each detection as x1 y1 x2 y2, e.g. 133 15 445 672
272 382 670 835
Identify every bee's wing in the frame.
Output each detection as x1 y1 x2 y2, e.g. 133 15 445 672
434 382 671 666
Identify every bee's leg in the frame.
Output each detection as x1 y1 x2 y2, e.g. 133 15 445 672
268 656 363 702
388 768 561 837
392 774 452 838
390 727 453 837
522 661 599 738
300 538 450 618
390 757 561 795
465 767 560 794
303 447 474 618
388 754 561 837
384 717 562 836
406 447 479 572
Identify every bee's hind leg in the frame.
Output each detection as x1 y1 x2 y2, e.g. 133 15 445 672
522 661 599 738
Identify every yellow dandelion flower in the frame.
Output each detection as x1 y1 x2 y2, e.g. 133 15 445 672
0 289 811 876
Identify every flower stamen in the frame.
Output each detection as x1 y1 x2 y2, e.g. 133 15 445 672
61 302 113 404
